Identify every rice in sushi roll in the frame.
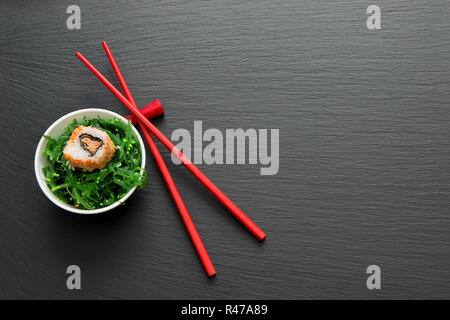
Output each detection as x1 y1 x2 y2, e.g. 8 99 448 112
63 126 115 170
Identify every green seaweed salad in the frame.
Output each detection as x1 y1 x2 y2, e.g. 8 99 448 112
43 117 147 210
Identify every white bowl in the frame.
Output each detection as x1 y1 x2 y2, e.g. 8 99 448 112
34 108 146 214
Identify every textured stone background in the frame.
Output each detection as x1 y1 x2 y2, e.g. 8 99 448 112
1 0 449 299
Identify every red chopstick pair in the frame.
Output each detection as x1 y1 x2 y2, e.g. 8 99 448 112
76 42 266 277
101 42 215 277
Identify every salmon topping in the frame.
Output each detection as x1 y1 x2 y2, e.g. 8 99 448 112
80 134 103 156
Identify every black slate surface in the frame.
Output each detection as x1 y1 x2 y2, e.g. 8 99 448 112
1 0 450 299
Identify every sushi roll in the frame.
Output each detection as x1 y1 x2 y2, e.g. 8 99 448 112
63 126 116 170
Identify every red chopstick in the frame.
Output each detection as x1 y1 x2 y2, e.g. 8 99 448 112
125 99 164 124
76 51 266 241
102 42 216 277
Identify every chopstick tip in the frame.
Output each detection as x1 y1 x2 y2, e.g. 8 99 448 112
259 233 267 242
208 271 217 278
